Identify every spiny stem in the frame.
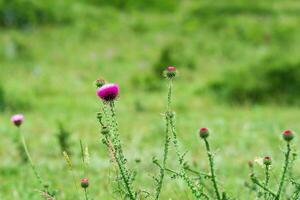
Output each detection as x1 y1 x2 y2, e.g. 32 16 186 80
165 168 202 199
276 142 291 199
166 79 202 200
264 165 270 200
109 101 136 200
167 79 172 111
250 174 276 197
203 138 221 200
19 128 44 188
169 112 202 199
154 114 170 200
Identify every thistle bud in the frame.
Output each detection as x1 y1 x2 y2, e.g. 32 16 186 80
263 156 272 166
81 178 89 188
164 66 177 78
95 78 106 88
199 127 209 139
282 130 294 142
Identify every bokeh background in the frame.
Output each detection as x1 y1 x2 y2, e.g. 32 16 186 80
1 0 300 199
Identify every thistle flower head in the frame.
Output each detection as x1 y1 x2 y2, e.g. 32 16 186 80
81 178 89 188
97 83 119 102
95 78 106 88
263 156 272 166
11 114 24 127
164 66 177 78
282 130 294 142
199 127 209 139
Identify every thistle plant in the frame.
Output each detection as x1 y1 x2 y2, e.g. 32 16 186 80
199 128 222 200
249 130 296 200
276 130 293 199
7 67 300 200
153 66 175 200
154 67 209 199
11 114 28 163
81 178 89 200
263 156 271 199
11 114 56 199
96 83 136 199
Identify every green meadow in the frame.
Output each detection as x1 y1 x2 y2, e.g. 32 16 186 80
1 0 300 199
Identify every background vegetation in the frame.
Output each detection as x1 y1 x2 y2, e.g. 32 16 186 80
1 0 300 199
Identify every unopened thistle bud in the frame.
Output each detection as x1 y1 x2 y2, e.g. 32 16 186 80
95 78 106 88
282 130 294 142
263 156 272 166
199 127 209 139
81 178 89 188
164 66 177 78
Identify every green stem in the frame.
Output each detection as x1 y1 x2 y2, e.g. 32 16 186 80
167 79 172 111
19 128 44 188
204 138 221 200
250 174 276 197
264 165 270 200
276 142 291 200
155 114 170 200
165 168 202 199
84 188 89 200
169 113 201 199
109 101 136 200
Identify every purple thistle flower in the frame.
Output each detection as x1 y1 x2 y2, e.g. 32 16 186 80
11 114 24 127
97 83 119 102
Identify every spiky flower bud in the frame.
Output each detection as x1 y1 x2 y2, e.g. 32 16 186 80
199 127 209 139
263 156 272 166
282 130 294 142
164 66 177 78
81 178 89 188
95 78 106 88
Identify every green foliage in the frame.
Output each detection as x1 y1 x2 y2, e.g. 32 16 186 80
0 84 5 112
152 44 196 79
0 0 73 27
208 56 300 105
56 122 72 155
86 0 179 11
0 37 32 60
1 0 300 199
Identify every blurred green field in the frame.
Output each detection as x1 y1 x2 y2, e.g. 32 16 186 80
1 0 300 199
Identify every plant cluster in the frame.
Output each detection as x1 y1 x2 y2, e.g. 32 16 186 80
9 66 299 200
